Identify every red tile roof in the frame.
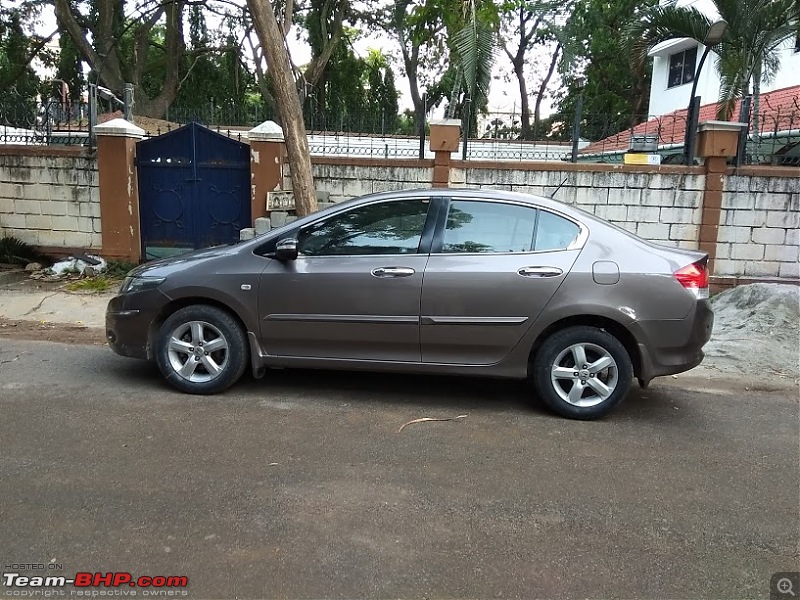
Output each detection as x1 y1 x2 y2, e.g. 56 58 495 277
580 85 800 155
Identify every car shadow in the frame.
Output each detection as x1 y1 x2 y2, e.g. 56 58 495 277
106 355 691 424
237 367 542 416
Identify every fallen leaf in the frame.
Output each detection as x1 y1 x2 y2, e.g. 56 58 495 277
397 415 468 434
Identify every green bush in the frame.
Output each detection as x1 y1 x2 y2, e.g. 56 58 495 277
0 236 46 265
104 259 137 278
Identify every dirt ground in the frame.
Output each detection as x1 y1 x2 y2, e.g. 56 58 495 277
0 317 105 345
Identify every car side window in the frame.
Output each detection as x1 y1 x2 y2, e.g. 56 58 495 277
535 210 581 251
297 199 430 256
441 200 538 253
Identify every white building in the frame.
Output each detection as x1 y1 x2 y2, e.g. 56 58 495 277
646 0 800 116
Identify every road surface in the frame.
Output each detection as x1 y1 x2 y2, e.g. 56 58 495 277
1 338 797 599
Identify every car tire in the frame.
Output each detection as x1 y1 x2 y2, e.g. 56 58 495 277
533 326 632 420
155 305 248 395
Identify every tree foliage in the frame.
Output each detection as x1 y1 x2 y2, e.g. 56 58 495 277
0 8 42 102
53 0 188 118
499 0 567 139
304 37 399 133
555 0 656 140
170 7 257 122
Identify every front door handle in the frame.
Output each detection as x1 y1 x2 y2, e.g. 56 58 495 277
518 266 563 278
371 266 416 278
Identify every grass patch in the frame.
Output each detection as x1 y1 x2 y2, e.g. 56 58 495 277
105 259 138 278
64 277 118 293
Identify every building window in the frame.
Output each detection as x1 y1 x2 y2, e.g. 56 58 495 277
795 32 799 52
667 47 698 88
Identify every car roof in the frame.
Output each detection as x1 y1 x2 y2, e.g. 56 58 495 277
343 187 600 224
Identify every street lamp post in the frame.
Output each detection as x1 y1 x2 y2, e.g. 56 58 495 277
683 18 728 165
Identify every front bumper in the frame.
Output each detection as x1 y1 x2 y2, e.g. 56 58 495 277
105 294 161 360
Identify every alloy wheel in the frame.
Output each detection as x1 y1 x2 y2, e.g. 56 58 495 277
167 320 230 383
550 342 619 408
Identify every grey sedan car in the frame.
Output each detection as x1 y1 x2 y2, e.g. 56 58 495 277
106 189 713 419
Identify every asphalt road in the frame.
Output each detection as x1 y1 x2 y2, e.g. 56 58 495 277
1 339 798 599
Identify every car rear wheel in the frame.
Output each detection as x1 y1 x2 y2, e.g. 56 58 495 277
155 305 248 394
533 326 632 420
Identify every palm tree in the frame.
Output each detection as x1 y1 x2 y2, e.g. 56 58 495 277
451 0 496 131
628 0 800 128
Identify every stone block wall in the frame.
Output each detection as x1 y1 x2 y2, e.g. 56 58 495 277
0 148 101 249
304 159 798 280
291 159 434 204
0 144 797 283
717 174 799 279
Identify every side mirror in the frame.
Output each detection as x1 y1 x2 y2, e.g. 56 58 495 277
275 238 298 261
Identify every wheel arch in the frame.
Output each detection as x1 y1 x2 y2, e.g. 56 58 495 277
527 314 642 379
147 297 250 361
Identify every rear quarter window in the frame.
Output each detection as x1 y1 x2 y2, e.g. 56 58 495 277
535 210 581 251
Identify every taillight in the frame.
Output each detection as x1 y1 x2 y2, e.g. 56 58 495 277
674 260 709 299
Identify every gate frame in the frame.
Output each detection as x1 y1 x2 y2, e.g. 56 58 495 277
135 121 252 259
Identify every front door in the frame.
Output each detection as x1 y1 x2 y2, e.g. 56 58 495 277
421 198 584 365
259 197 435 361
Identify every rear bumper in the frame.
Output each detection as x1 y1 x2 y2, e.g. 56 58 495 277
634 299 714 382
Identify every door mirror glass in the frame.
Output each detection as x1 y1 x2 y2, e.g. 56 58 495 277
275 238 298 261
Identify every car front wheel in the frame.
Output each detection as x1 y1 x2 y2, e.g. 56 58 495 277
155 305 248 394
533 326 632 420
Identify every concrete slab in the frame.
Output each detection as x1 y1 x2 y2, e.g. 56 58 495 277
0 290 111 328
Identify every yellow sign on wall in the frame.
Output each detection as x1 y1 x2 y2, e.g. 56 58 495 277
623 153 662 165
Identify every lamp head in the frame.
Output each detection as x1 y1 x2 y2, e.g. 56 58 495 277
704 19 728 46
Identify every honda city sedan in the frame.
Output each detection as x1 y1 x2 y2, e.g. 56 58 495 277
106 188 713 419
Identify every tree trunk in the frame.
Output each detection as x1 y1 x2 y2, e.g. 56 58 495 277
247 0 317 215
534 44 561 139
403 47 424 132
504 9 539 140
302 0 347 88
55 0 185 120
515 62 531 139
137 0 185 119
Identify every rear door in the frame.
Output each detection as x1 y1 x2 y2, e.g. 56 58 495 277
420 198 585 365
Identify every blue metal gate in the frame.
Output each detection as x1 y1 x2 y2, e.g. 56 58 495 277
136 122 251 259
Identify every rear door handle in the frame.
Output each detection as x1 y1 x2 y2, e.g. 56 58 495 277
518 266 563 278
371 266 416 278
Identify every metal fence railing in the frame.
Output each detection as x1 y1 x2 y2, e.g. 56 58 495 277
3 91 798 167
740 95 800 167
0 97 92 146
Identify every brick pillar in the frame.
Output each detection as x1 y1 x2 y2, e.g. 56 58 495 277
429 119 461 187
248 120 287 225
696 121 746 274
95 118 145 262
